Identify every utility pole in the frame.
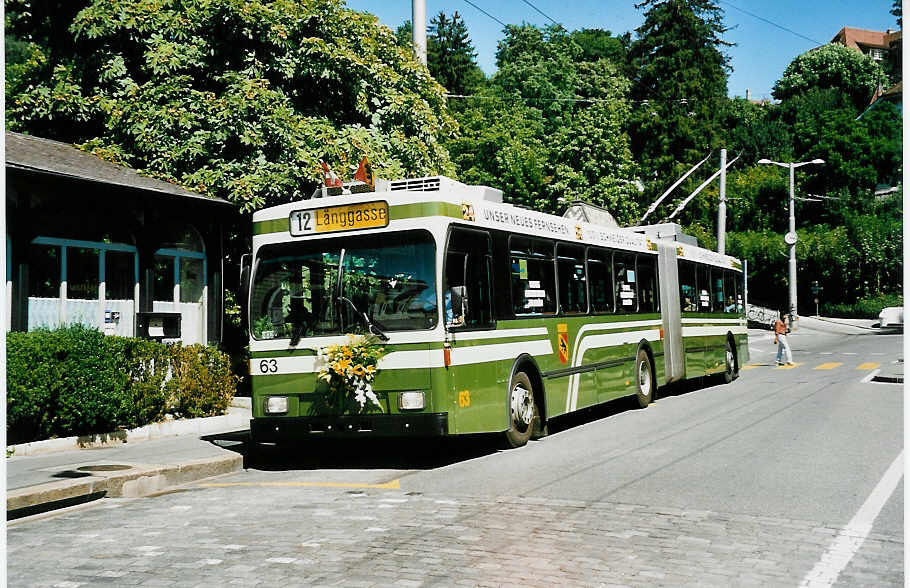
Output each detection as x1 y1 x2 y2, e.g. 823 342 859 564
412 0 427 65
717 149 727 255
758 158 825 330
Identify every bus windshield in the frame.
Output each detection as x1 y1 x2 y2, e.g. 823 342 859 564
250 230 438 340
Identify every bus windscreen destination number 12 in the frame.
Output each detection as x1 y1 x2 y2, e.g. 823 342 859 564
289 201 389 236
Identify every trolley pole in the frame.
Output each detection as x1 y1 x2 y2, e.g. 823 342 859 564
412 0 427 65
717 149 727 255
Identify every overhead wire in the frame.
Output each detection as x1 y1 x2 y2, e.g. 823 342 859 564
518 0 559 26
717 1 824 46
460 0 507 27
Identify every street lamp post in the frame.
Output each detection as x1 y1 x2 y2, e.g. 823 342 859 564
758 158 825 329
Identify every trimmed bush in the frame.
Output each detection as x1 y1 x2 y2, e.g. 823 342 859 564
7 326 238 444
167 344 236 419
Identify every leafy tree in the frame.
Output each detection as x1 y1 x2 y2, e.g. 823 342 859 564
448 24 639 218
892 0 902 28
629 0 732 194
718 98 792 165
446 94 550 211
772 44 888 112
569 28 633 74
6 0 456 212
394 20 414 50
492 24 583 126
428 11 484 95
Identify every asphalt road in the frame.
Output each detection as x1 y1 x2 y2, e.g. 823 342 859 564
8 323 903 587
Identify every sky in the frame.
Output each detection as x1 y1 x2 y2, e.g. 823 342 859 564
343 0 899 100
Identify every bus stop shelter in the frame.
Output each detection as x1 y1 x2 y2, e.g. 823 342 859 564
5 131 235 345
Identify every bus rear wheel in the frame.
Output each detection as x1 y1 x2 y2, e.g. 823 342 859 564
505 371 538 448
634 349 655 409
723 339 738 383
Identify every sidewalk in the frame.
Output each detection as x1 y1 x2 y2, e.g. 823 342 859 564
7 401 251 520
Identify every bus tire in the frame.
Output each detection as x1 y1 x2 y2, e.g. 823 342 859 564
634 348 655 409
505 371 538 448
723 339 738 383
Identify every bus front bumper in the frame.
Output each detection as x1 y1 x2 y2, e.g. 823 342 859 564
250 413 449 442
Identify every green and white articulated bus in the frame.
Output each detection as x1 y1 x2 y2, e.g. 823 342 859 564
246 176 748 448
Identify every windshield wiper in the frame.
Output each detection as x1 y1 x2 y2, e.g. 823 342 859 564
338 296 390 341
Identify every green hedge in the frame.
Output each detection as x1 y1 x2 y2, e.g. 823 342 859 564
7 325 238 444
820 293 904 319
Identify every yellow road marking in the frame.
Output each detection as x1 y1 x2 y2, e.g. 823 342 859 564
857 362 881 370
814 362 843 370
198 479 401 490
741 364 764 370
775 362 802 369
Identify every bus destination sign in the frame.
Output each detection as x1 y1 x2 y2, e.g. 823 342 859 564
289 201 389 236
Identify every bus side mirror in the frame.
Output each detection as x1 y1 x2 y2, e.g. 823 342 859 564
239 253 251 330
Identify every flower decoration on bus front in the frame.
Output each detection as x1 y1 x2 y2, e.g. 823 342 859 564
316 335 387 413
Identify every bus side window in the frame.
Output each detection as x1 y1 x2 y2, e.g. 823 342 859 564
613 252 637 313
723 270 737 313
679 260 697 312
695 263 710 311
557 243 587 314
510 237 556 315
637 254 658 313
712 268 725 313
446 228 493 328
587 247 613 313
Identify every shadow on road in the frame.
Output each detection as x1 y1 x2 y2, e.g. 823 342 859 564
203 430 501 471
206 375 733 471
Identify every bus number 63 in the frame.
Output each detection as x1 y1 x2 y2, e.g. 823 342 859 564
259 359 278 374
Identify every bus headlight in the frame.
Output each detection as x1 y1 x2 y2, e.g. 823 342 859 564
265 396 288 414
398 391 425 411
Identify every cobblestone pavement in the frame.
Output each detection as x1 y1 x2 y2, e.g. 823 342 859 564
8 480 903 587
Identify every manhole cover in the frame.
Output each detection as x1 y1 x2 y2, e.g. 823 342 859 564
76 464 133 472
52 470 93 479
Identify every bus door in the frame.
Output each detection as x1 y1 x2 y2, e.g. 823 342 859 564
444 227 497 434
657 242 684 383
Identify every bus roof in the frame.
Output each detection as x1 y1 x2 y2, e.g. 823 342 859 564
252 175 743 270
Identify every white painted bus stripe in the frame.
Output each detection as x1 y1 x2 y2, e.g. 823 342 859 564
449 340 553 366
251 340 553 375
799 450 903 588
453 327 549 341
681 326 747 337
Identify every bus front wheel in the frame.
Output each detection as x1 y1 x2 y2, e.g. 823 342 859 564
634 349 655 409
505 371 538 448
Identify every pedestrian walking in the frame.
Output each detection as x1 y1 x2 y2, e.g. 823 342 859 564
774 311 794 366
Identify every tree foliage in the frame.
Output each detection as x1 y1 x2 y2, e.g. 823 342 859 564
772 44 889 112
629 0 731 191
428 11 485 95
445 24 641 220
5 0 456 212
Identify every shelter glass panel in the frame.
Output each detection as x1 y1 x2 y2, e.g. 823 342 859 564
29 243 60 298
66 247 99 300
106 250 136 300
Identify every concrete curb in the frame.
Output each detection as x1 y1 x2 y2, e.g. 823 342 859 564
807 316 877 330
8 400 251 457
7 452 243 517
